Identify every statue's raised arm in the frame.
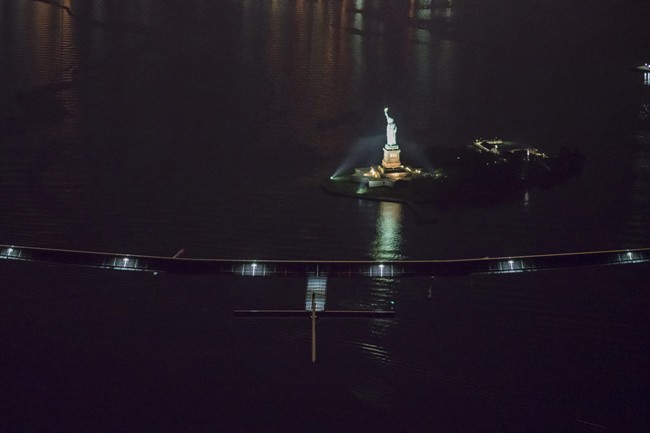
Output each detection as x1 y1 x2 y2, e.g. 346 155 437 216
384 107 397 146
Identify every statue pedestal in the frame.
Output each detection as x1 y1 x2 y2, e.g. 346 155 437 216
381 144 402 169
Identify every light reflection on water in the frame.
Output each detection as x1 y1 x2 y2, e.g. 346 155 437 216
353 276 398 365
362 201 404 364
371 201 404 261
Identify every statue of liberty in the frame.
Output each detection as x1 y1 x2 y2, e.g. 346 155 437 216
384 107 397 146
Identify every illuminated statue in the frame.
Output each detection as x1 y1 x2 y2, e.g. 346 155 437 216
384 107 397 146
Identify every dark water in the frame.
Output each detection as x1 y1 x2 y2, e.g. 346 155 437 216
3 259 649 432
1 0 649 260
1 1 650 431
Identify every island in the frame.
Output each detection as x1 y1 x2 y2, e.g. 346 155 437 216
323 108 585 215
